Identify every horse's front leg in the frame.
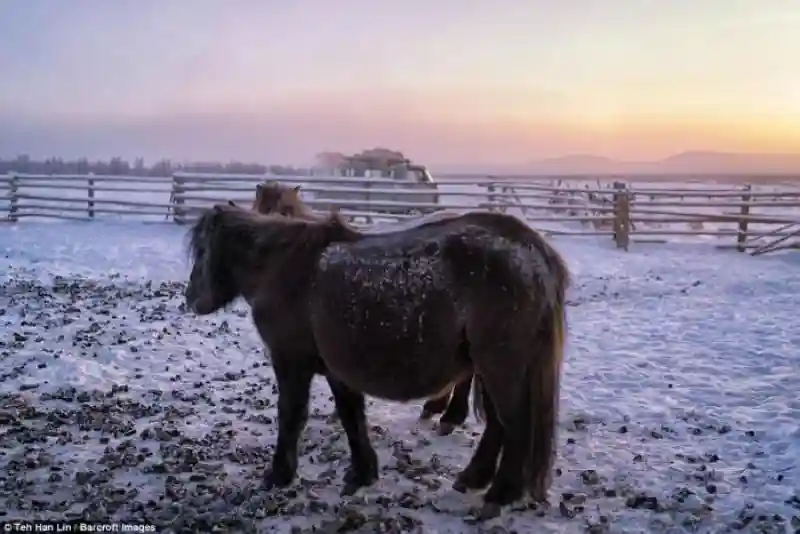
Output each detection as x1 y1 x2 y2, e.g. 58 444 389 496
264 353 315 489
325 375 379 495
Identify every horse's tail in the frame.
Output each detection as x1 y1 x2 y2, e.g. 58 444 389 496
525 279 567 501
534 231 571 306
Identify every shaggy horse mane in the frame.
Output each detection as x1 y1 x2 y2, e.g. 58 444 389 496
187 203 360 265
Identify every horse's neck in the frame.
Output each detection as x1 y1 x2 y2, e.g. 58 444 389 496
244 225 334 297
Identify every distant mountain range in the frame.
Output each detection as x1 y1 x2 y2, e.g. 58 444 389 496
435 151 800 176
523 151 800 175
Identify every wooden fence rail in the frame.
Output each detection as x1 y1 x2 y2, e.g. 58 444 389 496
2 171 799 254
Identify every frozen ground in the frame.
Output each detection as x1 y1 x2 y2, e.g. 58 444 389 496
0 222 798 533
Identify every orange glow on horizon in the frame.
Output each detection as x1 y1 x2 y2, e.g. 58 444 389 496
3 1 800 163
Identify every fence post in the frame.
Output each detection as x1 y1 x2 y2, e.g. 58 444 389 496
363 177 373 225
485 179 497 212
736 184 751 252
87 172 95 219
8 172 18 222
612 181 630 251
171 173 186 224
506 186 527 218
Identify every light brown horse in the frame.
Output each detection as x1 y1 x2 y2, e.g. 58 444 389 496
184 202 569 516
250 182 474 434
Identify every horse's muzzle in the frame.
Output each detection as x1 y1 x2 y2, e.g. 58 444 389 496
186 294 215 315
184 285 204 315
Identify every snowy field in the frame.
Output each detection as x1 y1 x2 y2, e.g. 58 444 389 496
0 221 798 533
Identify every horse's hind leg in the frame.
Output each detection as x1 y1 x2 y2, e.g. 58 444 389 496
420 389 451 420
478 361 531 509
325 375 379 495
437 375 472 435
265 353 315 489
453 378 502 492
436 330 473 434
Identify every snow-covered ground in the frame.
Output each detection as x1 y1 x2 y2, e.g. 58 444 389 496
0 221 798 533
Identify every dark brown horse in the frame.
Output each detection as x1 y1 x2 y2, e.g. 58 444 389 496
251 181 476 434
184 202 569 516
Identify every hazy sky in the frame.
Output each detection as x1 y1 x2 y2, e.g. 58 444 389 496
1 0 799 165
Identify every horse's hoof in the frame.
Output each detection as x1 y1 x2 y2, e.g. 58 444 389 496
527 473 552 502
454 467 494 492
479 502 502 520
341 481 361 496
341 476 375 496
263 469 294 490
437 422 457 436
528 484 548 503
342 465 378 496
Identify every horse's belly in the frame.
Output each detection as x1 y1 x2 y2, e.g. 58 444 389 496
324 352 464 402
312 309 465 401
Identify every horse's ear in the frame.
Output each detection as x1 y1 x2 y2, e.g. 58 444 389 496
227 200 236 207
292 185 301 193
211 204 224 221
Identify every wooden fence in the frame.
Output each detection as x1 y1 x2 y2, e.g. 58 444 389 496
1 171 799 254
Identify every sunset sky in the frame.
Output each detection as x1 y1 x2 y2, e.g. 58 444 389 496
1 0 799 166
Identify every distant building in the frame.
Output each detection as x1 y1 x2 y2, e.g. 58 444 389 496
314 151 348 170
314 147 411 176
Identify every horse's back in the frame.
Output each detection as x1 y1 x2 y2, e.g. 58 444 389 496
316 216 548 310
364 209 468 235
315 229 454 307
363 210 556 269
321 212 552 285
